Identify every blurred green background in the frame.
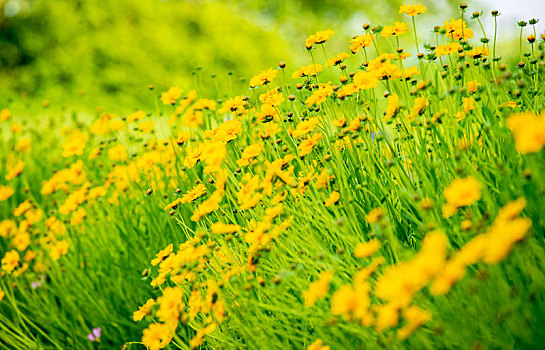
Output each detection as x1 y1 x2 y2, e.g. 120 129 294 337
1 0 534 112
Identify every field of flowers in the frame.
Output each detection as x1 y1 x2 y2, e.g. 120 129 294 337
1 2 545 349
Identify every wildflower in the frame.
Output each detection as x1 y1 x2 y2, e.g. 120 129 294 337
396 306 431 339
331 281 371 321
365 207 384 224
127 110 146 122
499 101 518 109
211 222 241 234
324 191 340 207
353 71 379 90
381 22 410 37
249 68 278 88
442 176 482 218
151 244 173 266
506 111 545 154
11 122 22 133
13 200 32 217
50 240 69 261
442 19 473 40
305 30 334 49
0 186 14 201
466 80 481 93
259 88 284 106
383 94 399 122
142 323 173 350
15 137 32 153
0 108 10 121
354 239 381 258
133 299 155 321
468 46 489 59
292 63 323 79
138 120 154 133
156 286 184 324
237 174 262 210
0 289 4 302
292 118 320 138
160 86 183 105
298 133 323 157
308 339 330 350
191 190 223 221
303 270 334 307
332 117 347 127
181 183 207 204
399 2 427 16
350 34 373 54
408 96 429 121
189 323 217 348
482 198 531 264
462 97 476 112
108 144 128 161
219 96 248 115
5 160 24 181
434 42 462 57
325 52 350 67
1 250 20 273
237 143 262 167
87 328 101 342
305 83 335 106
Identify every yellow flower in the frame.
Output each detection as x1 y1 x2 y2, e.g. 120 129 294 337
211 222 241 234
305 82 335 106
298 133 323 157
399 2 427 16
5 160 24 181
249 68 278 88
0 186 14 201
353 71 379 90
133 298 155 321
331 281 371 321
434 42 462 57
383 94 399 122
408 96 429 121
506 111 545 154
466 80 481 93
324 191 340 207
354 239 381 258
156 286 184 323
305 29 334 49
50 240 69 261
292 63 323 79
15 137 32 153
365 207 384 224
0 108 10 121
11 122 22 134
396 306 431 339
442 176 481 218
138 120 154 133
237 143 262 167
108 144 128 161
1 250 20 273
350 34 373 54
381 22 410 37
325 52 350 67
308 339 330 350
160 86 183 105
303 270 334 307
142 323 173 350
442 19 473 40
151 244 173 266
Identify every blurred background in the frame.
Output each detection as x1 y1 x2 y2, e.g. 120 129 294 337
0 0 542 112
